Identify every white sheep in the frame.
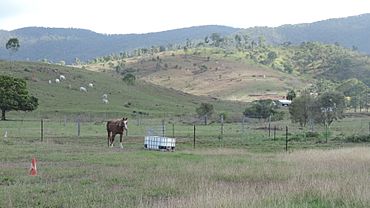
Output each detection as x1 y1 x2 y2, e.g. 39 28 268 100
55 79 60 83
79 86 87 92
102 98 109 104
48 80 52 84
60 75 66 80
88 83 94 88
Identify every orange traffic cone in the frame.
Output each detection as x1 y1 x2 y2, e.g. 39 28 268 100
29 157 37 176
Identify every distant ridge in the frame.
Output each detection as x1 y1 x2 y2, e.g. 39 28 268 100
1 13 370 63
241 13 370 53
0 25 238 63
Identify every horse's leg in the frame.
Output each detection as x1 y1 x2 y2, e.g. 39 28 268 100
111 133 116 147
107 131 111 147
119 133 123 149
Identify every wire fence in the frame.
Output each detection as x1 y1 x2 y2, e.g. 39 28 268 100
1 114 369 151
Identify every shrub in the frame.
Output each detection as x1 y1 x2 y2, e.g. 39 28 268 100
345 134 370 143
306 131 320 138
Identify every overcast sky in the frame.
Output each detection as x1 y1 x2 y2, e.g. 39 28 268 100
1 0 370 34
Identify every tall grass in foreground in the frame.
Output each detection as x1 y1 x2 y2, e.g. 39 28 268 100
1 137 370 207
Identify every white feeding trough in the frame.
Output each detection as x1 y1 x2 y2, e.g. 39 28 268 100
144 136 176 151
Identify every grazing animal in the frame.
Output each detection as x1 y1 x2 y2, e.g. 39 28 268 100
60 75 66 80
79 86 87 92
106 117 128 148
48 80 52 84
88 83 94 88
102 98 109 104
55 78 60 83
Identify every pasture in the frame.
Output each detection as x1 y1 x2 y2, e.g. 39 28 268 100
1 115 370 207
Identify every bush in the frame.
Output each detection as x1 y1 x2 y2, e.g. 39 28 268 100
306 131 320 138
345 134 370 143
271 111 285 121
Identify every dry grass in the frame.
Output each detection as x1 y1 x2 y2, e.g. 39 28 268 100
138 147 370 208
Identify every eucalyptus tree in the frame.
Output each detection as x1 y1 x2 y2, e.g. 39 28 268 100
5 38 20 68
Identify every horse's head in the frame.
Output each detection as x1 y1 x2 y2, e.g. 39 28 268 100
120 117 128 130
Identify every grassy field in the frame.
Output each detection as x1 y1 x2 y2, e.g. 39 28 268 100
1 114 369 207
1 134 370 208
1 57 369 207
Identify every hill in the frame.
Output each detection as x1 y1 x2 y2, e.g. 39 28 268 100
241 13 370 54
82 39 370 102
0 26 238 64
0 60 245 118
84 48 307 102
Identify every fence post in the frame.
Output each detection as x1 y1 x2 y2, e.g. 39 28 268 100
220 115 224 140
162 119 165 137
268 115 271 138
193 125 196 149
325 123 328 143
285 126 288 152
274 125 276 140
172 123 175 138
77 116 81 137
41 119 44 142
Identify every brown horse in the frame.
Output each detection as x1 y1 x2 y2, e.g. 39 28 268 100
106 117 128 148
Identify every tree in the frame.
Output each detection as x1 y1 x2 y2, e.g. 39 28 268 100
6 38 20 68
336 79 368 112
243 99 276 120
286 89 296 100
289 91 345 128
289 92 316 127
196 103 214 125
316 91 346 127
0 75 38 120
6 38 20 55
210 33 222 47
122 73 136 85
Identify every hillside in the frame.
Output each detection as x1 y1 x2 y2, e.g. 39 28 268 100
82 39 370 103
0 60 245 118
84 48 307 102
0 26 238 64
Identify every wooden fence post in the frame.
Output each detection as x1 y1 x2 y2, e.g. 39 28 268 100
285 126 288 152
41 119 44 142
193 125 196 149
172 123 175 138
268 115 271 138
162 119 165 137
77 117 81 137
220 114 224 140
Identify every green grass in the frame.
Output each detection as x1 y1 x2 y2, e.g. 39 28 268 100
1 136 370 207
0 60 245 118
